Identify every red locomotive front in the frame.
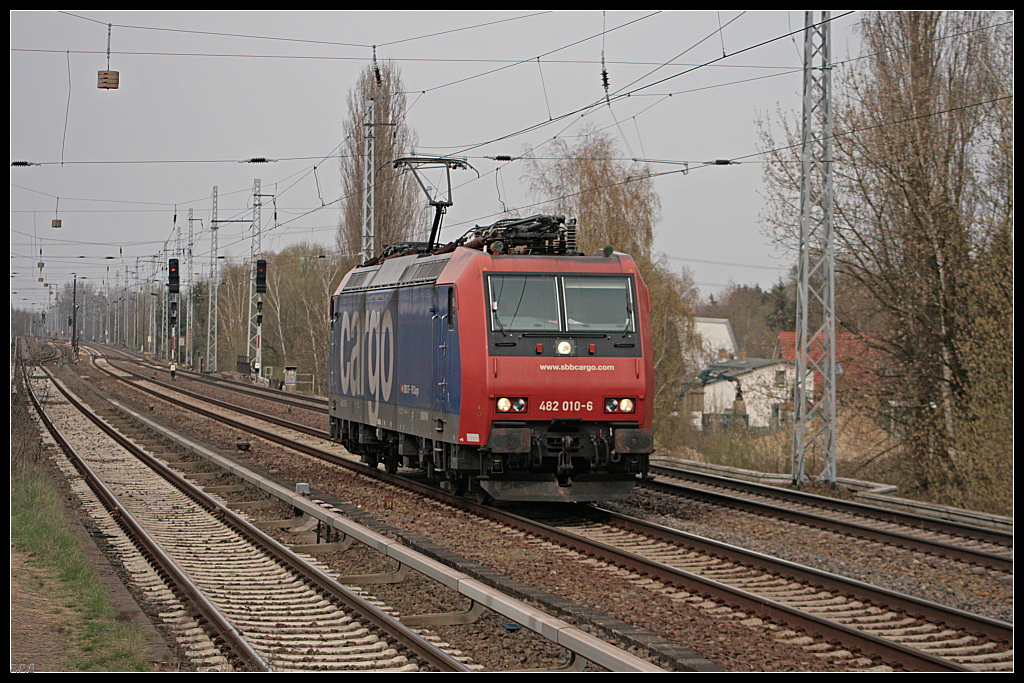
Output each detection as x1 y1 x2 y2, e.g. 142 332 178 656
443 220 654 502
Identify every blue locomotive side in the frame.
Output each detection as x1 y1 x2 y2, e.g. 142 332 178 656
328 255 462 456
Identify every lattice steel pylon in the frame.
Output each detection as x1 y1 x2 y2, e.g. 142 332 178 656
206 186 219 373
792 11 837 487
247 179 263 378
186 208 196 368
361 98 376 263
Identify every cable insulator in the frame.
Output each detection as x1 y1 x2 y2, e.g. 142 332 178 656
372 45 382 86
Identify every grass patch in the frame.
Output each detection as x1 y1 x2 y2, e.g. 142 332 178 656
11 458 155 672
667 424 792 475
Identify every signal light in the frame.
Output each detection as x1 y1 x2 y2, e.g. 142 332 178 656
168 258 180 293
255 259 267 293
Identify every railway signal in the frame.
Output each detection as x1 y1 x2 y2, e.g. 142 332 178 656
255 259 267 293
168 258 180 293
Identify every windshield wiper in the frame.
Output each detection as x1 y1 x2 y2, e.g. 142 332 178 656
491 301 508 337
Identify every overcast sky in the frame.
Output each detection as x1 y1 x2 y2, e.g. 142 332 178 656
10 10 862 314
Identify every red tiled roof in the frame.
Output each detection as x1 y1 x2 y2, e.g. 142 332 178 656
776 331 880 393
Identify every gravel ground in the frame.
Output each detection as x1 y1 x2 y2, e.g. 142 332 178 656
39 359 1012 671
603 488 1014 624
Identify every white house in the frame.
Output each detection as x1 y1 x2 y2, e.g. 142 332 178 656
685 318 798 429
695 356 796 429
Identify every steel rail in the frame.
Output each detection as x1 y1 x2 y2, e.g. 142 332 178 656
77 351 669 672
649 464 1012 547
642 473 1012 572
81 352 1012 671
458 501 1010 673
95 345 1011 572
26 363 271 671
95 344 327 408
107 355 1012 578
31 360 471 673
582 505 1013 642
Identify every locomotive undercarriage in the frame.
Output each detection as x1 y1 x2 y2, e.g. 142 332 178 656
331 416 651 503
478 420 651 502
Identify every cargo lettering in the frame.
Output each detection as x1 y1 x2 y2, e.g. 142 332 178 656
339 306 394 423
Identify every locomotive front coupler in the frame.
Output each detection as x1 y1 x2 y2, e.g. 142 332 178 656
556 435 575 486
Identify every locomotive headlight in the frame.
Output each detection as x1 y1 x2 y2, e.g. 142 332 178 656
604 397 637 413
497 397 528 413
556 340 573 355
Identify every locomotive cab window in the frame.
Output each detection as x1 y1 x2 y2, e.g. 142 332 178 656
488 273 636 335
447 287 457 331
489 275 561 331
563 276 635 332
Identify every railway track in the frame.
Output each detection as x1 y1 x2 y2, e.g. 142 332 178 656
26 364 472 672
643 465 1013 573
25 347 667 672
101 348 1012 580
495 504 1014 672
65 344 1014 671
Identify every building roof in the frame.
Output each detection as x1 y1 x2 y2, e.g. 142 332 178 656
775 331 879 392
701 356 788 382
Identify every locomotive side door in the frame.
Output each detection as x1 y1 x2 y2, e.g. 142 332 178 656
432 285 457 432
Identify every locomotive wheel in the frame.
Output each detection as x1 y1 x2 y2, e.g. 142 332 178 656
385 456 398 475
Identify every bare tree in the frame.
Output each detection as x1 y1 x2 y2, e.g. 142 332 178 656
698 282 793 359
760 12 1012 512
215 260 251 373
213 244 343 392
337 61 422 269
524 129 702 436
525 129 657 262
261 243 345 392
10 308 37 338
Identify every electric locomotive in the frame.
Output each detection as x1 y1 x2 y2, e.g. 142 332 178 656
328 215 653 502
